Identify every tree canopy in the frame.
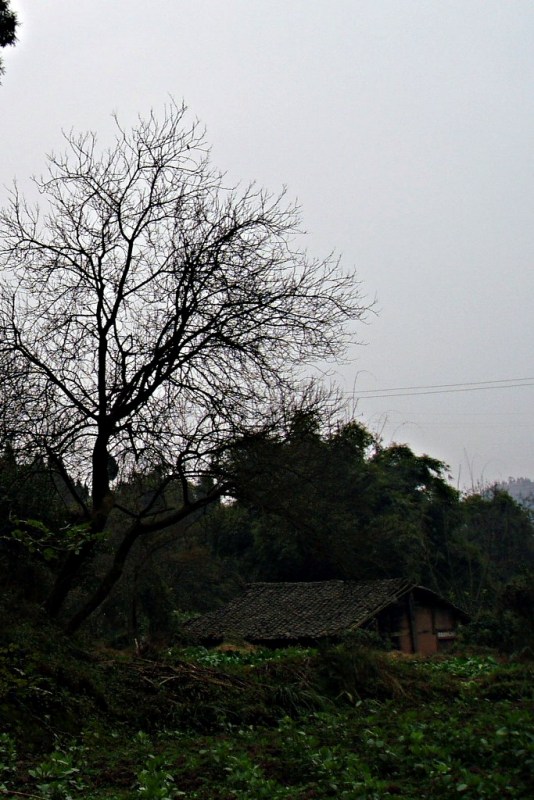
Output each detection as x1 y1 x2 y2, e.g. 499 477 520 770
203 417 533 629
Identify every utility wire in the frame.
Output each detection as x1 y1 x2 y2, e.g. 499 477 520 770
355 377 534 394
351 378 534 400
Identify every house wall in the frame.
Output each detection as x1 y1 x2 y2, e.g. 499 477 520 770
374 602 412 653
376 595 461 655
391 607 412 654
414 605 435 656
414 598 460 655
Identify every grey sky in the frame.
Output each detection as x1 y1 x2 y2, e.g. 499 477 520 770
2 0 533 487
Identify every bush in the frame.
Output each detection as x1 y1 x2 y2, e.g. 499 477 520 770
315 642 404 703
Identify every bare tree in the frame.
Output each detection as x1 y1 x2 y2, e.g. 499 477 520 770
0 102 368 632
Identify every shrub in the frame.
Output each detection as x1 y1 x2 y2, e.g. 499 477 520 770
315 642 405 703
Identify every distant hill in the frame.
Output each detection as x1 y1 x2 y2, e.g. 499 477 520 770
496 477 534 510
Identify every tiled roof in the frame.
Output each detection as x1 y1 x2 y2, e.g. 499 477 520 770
184 578 413 642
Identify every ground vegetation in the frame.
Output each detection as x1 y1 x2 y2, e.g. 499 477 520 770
0 601 532 799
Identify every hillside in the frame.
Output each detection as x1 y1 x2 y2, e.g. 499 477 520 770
497 477 534 510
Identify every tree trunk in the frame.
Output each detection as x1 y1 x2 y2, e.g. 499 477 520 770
43 540 96 618
44 434 112 620
65 525 142 635
64 491 222 634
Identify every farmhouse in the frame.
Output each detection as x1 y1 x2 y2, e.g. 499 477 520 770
184 578 469 656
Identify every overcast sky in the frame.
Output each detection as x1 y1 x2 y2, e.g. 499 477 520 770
2 0 533 488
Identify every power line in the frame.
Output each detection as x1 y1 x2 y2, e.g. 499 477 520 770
357 384 534 399
354 377 534 394
351 378 534 400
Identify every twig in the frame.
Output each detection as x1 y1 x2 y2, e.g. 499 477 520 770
131 657 250 685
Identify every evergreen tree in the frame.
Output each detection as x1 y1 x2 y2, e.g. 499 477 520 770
0 0 17 81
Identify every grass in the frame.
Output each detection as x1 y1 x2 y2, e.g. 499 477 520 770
1 640 533 799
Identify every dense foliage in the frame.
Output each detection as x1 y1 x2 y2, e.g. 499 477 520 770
201 418 533 648
1 413 533 649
